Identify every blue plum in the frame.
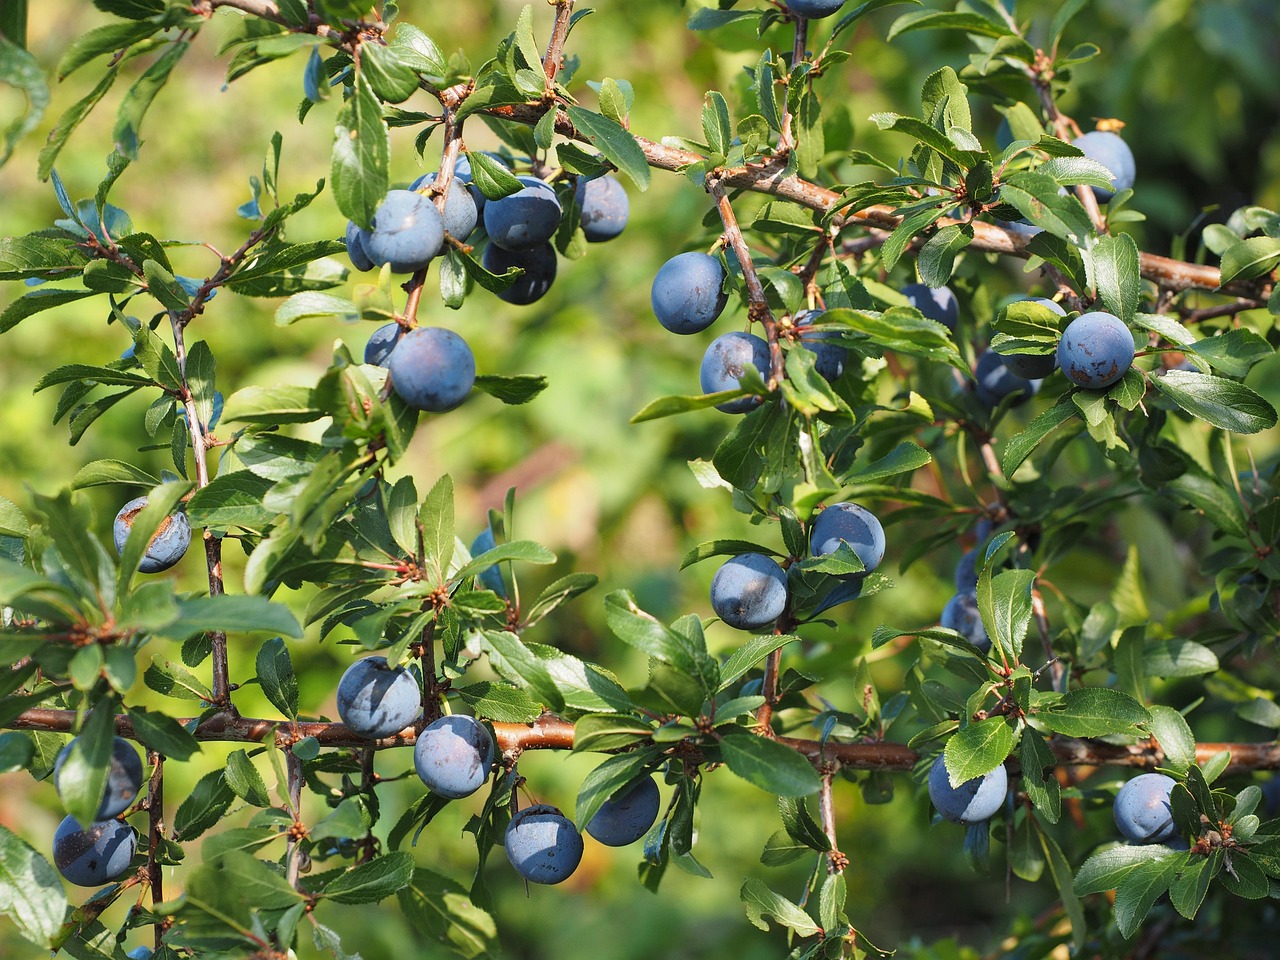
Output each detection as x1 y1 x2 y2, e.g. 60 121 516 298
810 502 885 574
345 220 374 272
127 949 152 960
574 174 629 243
364 322 403 367
1113 773 1178 844
113 496 191 574
410 172 479 240
387 327 476 412
483 176 562 251
700 331 770 413
1072 130 1135 202
586 775 661 847
1056 311 1134 389
470 527 506 595
55 736 144 819
652 252 729 335
793 309 848 381
414 714 495 799
481 241 557 305
900 283 959 329
505 804 584 884
940 591 989 652
335 657 420 740
362 190 445 274
927 754 1007 825
974 350 1039 409
998 297 1063 379
710 553 788 631
53 816 137 886
788 0 845 17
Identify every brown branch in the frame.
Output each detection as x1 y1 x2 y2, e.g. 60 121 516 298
542 1 574 87
145 750 169 949
1178 298 1270 324
819 767 844 874
11 707 1280 773
285 747 303 888
777 16 808 153
706 173 783 382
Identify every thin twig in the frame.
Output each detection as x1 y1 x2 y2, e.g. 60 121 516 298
777 16 808 152
819 768 845 874
146 750 169 949
285 747 304 888
542 1 574 88
706 173 783 382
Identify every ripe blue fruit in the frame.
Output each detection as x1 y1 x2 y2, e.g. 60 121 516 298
927 754 1007 825
1072 130 1135 202
574 174 629 243
481 241 557 305
335 657 420 740
470 527 506 595
55 736 144 819
787 0 846 17
127 949 152 960
113 497 191 574
700 331 770 413
998 297 1064 379
810 502 885 574
53 816 137 886
363 322 403 367
900 282 959 329
484 176 562 251
345 220 374 272
387 327 476 412
954 550 978 592
974 350 1039 409
362 190 445 273
793 309 847 381
505 804 584 884
410 172 480 240
940 592 990 652
586 775 661 847
652 252 729 335
1056 311 1134 389
710 553 789 631
1113 773 1179 844
414 714 495 799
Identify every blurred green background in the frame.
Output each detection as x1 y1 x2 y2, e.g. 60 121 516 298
1 0 1279 957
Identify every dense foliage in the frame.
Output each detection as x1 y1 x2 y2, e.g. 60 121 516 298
0 1 1279 958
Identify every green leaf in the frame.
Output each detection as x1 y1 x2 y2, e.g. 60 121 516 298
1040 828 1085 950
1114 854 1182 938
1147 705 1196 772
740 878 821 937
0 287 98 334
60 699 116 827
566 105 650 191
56 20 158 79
1074 842 1173 895
113 41 188 160
144 656 212 702
1002 402 1080 475
218 850 303 909
1153 370 1277 434
127 706 201 760
979 568 1035 661
1090 232 1141 324
1035 687 1150 739
825 306 965 369
222 384 323 424
1218 236 1280 286
604 590 718 694
0 32 48 167
332 73 389 229
185 471 276 530
224 749 271 807
917 223 972 287
173 770 234 841
480 630 564 712
678 539 779 570
719 730 821 797
322 851 416 903
887 9 1010 40
255 637 298 720
0 825 67 948
1000 170 1093 242
71 459 159 489
396 867 498 958
702 91 731 158
38 67 117 181
156 596 303 642
472 374 547 405
943 717 1013 784
387 24 446 78
719 634 797 691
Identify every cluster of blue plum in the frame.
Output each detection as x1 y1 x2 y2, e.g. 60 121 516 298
709 501 885 632
336 649 662 885
347 154 628 415
51 736 143 887
112 496 192 574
